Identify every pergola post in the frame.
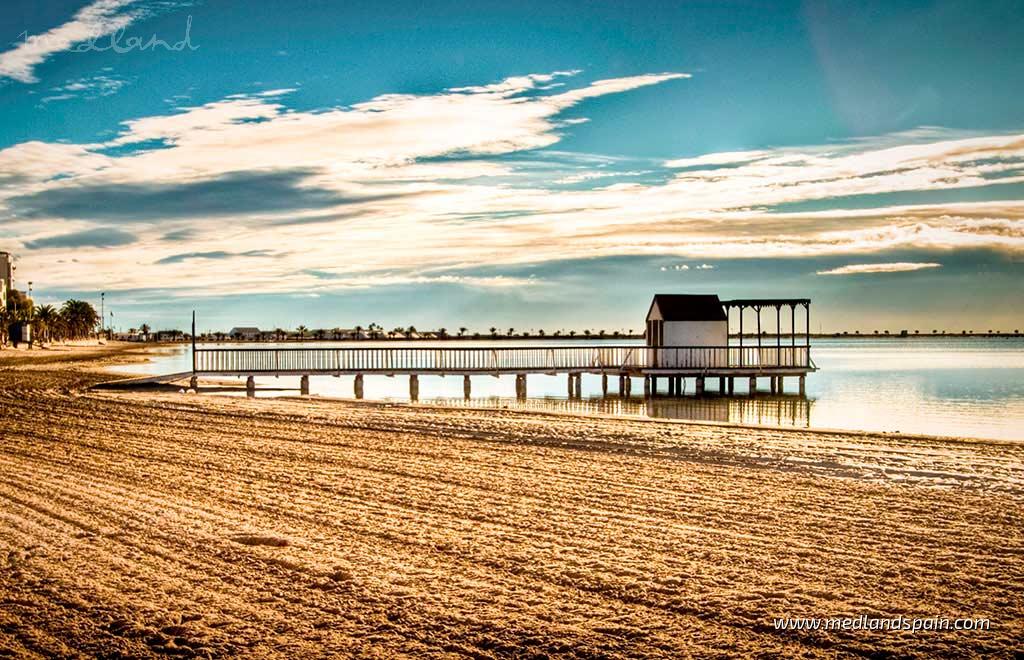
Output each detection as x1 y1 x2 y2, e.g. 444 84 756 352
791 304 796 348
776 305 781 366
756 305 762 350
804 302 811 367
739 305 744 366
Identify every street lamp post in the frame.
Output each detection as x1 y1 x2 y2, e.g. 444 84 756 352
101 292 105 340
27 281 33 350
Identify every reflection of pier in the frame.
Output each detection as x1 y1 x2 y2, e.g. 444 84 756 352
425 394 812 428
645 395 811 427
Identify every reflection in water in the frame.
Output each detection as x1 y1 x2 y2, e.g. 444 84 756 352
645 395 811 427
371 394 811 428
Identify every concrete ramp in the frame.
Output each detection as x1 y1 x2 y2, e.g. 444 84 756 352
92 372 194 390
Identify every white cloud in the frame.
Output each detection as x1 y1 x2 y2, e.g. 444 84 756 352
4 70 1024 296
664 150 769 168
0 0 139 83
39 74 129 104
817 262 942 275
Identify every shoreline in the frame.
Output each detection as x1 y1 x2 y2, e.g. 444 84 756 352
11 341 1014 445
100 343 1024 445
121 332 1024 345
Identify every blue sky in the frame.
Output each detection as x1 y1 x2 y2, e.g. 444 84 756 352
1 0 1023 333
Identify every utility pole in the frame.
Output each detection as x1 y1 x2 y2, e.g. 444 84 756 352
101 292 105 339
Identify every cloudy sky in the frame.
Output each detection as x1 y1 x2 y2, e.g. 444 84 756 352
2 0 1023 333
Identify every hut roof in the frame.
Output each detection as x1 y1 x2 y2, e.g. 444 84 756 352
647 294 727 322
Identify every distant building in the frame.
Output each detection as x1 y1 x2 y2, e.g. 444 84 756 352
0 251 13 311
229 327 262 340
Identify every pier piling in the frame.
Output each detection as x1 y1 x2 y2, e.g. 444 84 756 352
354 374 364 399
749 376 757 394
300 375 310 396
189 375 198 391
602 374 608 396
246 376 255 398
575 374 583 399
515 374 527 400
799 375 806 396
409 374 419 401
695 376 705 396
463 375 471 399
718 376 725 393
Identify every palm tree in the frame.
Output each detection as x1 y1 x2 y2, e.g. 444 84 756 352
458 327 467 337
139 323 151 341
438 327 448 339
507 327 515 337
406 325 417 338
296 325 308 339
33 305 58 345
315 328 325 340
569 330 577 337
60 300 100 340
489 327 498 338
537 329 546 337
583 329 592 338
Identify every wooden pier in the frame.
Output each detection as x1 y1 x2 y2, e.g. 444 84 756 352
188 343 815 399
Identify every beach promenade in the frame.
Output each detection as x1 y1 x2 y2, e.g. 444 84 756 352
1 344 1022 657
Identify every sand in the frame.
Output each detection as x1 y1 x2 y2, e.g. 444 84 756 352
1 345 1022 658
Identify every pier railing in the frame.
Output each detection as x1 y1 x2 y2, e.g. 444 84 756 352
193 344 811 375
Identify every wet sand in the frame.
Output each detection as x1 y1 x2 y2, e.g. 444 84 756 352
1 344 1022 657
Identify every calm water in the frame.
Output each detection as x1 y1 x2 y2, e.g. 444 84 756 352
115 338 1024 441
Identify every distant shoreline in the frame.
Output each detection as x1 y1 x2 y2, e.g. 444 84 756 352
138 332 1024 344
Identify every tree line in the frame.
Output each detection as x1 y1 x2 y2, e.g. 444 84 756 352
1 291 100 348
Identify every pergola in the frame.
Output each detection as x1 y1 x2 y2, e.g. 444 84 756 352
721 298 811 351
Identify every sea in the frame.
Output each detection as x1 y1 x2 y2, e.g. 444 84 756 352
113 337 1024 441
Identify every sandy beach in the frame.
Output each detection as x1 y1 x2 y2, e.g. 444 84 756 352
1 344 1022 658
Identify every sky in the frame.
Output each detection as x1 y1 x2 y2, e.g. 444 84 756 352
1 0 1023 334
